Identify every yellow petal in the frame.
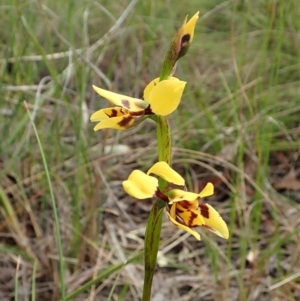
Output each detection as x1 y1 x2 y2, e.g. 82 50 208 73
183 12 199 43
122 170 158 199
167 204 201 240
199 183 214 198
90 107 128 122
93 115 136 131
93 85 148 112
168 189 199 203
147 79 186 116
147 161 184 186
143 78 160 102
143 77 179 103
199 203 229 239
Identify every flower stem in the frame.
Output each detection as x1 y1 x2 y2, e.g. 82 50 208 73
142 116 171 301
142 199 164 301
142 11 182 296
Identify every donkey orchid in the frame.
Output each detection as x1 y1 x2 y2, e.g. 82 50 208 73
90 77 186 131
122 161 229 240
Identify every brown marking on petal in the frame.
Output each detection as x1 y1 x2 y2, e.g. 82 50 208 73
118 116 133 127
144 105 153 115
121 99 131 109
188 210 198 227
129 110 145 117
180 201 191 209
199 204 209 219
181 34 191 47
107 109 118 117
176 208 184 214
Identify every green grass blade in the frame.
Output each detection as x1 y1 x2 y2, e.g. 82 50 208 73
25 102 66 300
107 274 120 301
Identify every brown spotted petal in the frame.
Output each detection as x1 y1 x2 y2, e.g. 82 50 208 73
199 203 229 239
165 180 229 240
168 201 228 240
90 107 142 131
175 203 205 227
90 107 127 121
167 203 201 240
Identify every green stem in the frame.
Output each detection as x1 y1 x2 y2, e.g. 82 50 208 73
142 116 171 301
142 199 164 301
142 12 184 296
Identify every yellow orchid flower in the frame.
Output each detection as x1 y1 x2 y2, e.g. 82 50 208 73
90 77 186 131
122 161 229 241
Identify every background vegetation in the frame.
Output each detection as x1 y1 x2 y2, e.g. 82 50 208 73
1 0 300 300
